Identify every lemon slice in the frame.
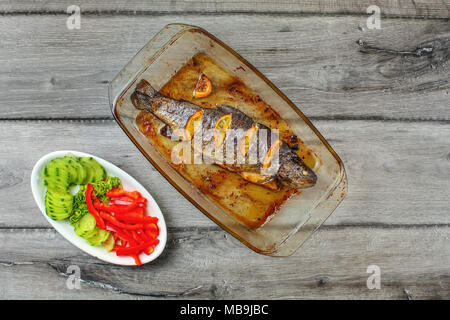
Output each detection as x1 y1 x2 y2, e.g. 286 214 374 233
214 114 232 148
184 110 204 140
239 125 258 157
262 139 281 169
193 74 213 98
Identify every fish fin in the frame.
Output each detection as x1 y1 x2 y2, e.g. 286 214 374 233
240 172 279 191
136 79 157 98
216 163 280 191
216 105 249 118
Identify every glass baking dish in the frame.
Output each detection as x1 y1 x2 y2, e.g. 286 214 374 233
109 24 347 257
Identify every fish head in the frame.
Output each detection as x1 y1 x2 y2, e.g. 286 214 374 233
278 159 317 189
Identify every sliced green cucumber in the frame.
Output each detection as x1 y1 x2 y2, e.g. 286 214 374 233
58 158 78 184
103 234 115 252
45 202 71 220
46 190 73 205
41 155 110 244
74 213 96 237
43 159 71 180
80 228 98 239
44 180 70 194
79 157 96 184
64 156 86 185
42 172 70 189
87 158 106 182
87 229 110 246
45 199 73 211
45 204 72 215
79 157 105 184
47 212 71 220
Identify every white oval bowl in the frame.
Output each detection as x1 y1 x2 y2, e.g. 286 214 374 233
31 150 167 266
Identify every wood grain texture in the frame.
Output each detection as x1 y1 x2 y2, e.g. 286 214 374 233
0 15 449 120
0 0 449 18
0 5 449 300
0 226 448 299
0 119 449 229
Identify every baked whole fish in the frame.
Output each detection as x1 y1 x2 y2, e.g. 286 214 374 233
131 79 317 190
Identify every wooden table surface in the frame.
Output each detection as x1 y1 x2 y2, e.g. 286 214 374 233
0 1 449 300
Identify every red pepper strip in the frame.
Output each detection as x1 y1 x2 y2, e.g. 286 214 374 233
113 213 158 225
137 229 149 242
85 184 105 229
141 229 155 255
131 254 142 266
111 212 143 221
133 230 145 243
94 199 138 214
137 197 147 204
118 228 138 246
145 229 158 240
114 240 160 256
106 189 142 200
130 230 142 244
131 207 145 217
100 212 144 230
144 223 159 233
104 223 135 244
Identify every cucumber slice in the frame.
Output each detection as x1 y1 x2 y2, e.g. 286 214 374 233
45 181 70 194
45 203 72 215
47 212 71 220
103 234 115 252
79 157 96 184
45 190 72 205
46 189 73 200
45 198 73 210
45 202 71 220
74 213 96 237
42 173 70 188
87 158 106 182
44 159 71 180
80 228 98 239
80 157 105 183
63 155 86 185
59 158 78 184
46 190 73 205
42 163 71 189
87 229 110 246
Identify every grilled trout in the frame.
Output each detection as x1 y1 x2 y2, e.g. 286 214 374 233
131 79 317 190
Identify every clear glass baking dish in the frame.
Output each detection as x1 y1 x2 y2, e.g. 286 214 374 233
109 24 347 256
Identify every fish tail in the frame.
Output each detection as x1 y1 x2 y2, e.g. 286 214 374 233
136 79 157 98
130 91 150 110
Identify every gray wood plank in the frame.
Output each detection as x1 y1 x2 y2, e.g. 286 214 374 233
0 119 449 228
0 226 448 299
0 15 449 120
1 0 449 18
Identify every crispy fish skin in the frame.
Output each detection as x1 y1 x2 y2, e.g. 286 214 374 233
131 79 317 190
